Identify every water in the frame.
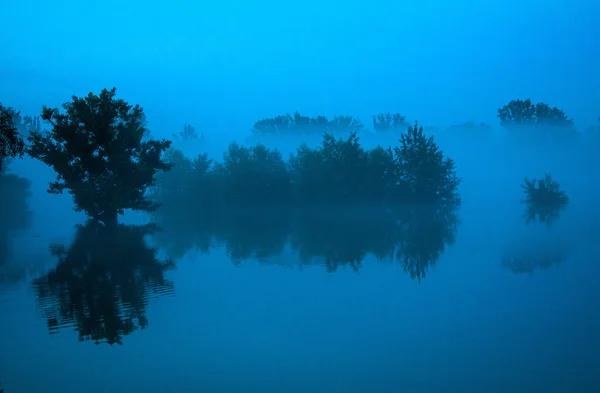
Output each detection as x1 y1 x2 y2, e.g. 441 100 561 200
1 196 599 393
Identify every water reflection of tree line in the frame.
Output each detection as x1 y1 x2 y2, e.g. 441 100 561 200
151 204 460 281
34 222 175 345
0 172 32 287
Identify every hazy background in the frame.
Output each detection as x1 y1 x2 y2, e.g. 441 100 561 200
2 0 599 136
1 1 599 392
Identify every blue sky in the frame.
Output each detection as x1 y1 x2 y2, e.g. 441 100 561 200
1 0 598 135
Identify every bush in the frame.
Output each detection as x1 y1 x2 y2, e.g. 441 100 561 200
521 174 569 226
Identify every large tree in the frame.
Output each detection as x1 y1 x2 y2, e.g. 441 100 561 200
28 88 172 226
0 103 26 171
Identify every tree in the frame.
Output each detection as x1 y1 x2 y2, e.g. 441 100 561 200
27 88 172 227
372 112 408 132
0 103 26 171
393 121 461 206
497 98 573 130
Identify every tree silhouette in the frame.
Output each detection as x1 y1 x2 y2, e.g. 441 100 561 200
33 221 175 345
497 99 575 143
372 112 409 132
521 174 569 227
394 121 461 206
0 103 26 171
27 88 172 227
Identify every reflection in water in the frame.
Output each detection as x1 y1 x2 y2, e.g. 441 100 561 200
501 251 567 274
522 203 566 228
33 221 176 345
0 172 32 288
152 204 459 282
501 228 573 274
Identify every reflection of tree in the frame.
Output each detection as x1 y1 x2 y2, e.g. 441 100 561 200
0 172 32 286
501 233 571 274
33 222 175 345
290 207 400 272
394 205 459 281
210 210 292 264
521 175 569 227
150 215 212 259
151 203 460 281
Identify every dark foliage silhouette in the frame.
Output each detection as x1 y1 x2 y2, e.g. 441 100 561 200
251 111 364 135
497 99 576 144
33 221 175 345
27 88 172 227
0 104 26 171
153 120 460 212
394 121 461 206
521 174 569 227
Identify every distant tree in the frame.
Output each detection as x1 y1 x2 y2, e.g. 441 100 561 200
393 121 461 206
9 108 43 137
288 132 372 204
27 88 172 227
172 124 204 141
251 111 363 136
0 103 26 171
372 113 408 132
448 121 493 131
497 99 573 130
213 142 291 207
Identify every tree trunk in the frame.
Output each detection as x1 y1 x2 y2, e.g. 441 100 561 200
98 209 118 228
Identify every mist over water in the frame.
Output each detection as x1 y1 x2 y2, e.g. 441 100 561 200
1 0 599 392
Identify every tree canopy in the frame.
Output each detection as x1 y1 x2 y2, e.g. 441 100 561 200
497 99 574 129
27 88 172 226
0 103 26 171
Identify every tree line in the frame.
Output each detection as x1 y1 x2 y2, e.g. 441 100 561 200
1 88 576 230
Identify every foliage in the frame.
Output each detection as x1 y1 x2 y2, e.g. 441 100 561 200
33 221 175 345
498 99 572 128
172 124 204 141
251 111 364 135
27 88 173 226
394 121 461 206
0 103 26 171
154 120 461 215
214 142 291 207
372 112 408 132
521 174 569 227
151 120 462 280
497 99 576 143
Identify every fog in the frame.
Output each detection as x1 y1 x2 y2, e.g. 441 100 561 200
1 0 599 289
1 0 599 392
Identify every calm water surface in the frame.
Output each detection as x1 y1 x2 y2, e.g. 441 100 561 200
1 201 599 393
